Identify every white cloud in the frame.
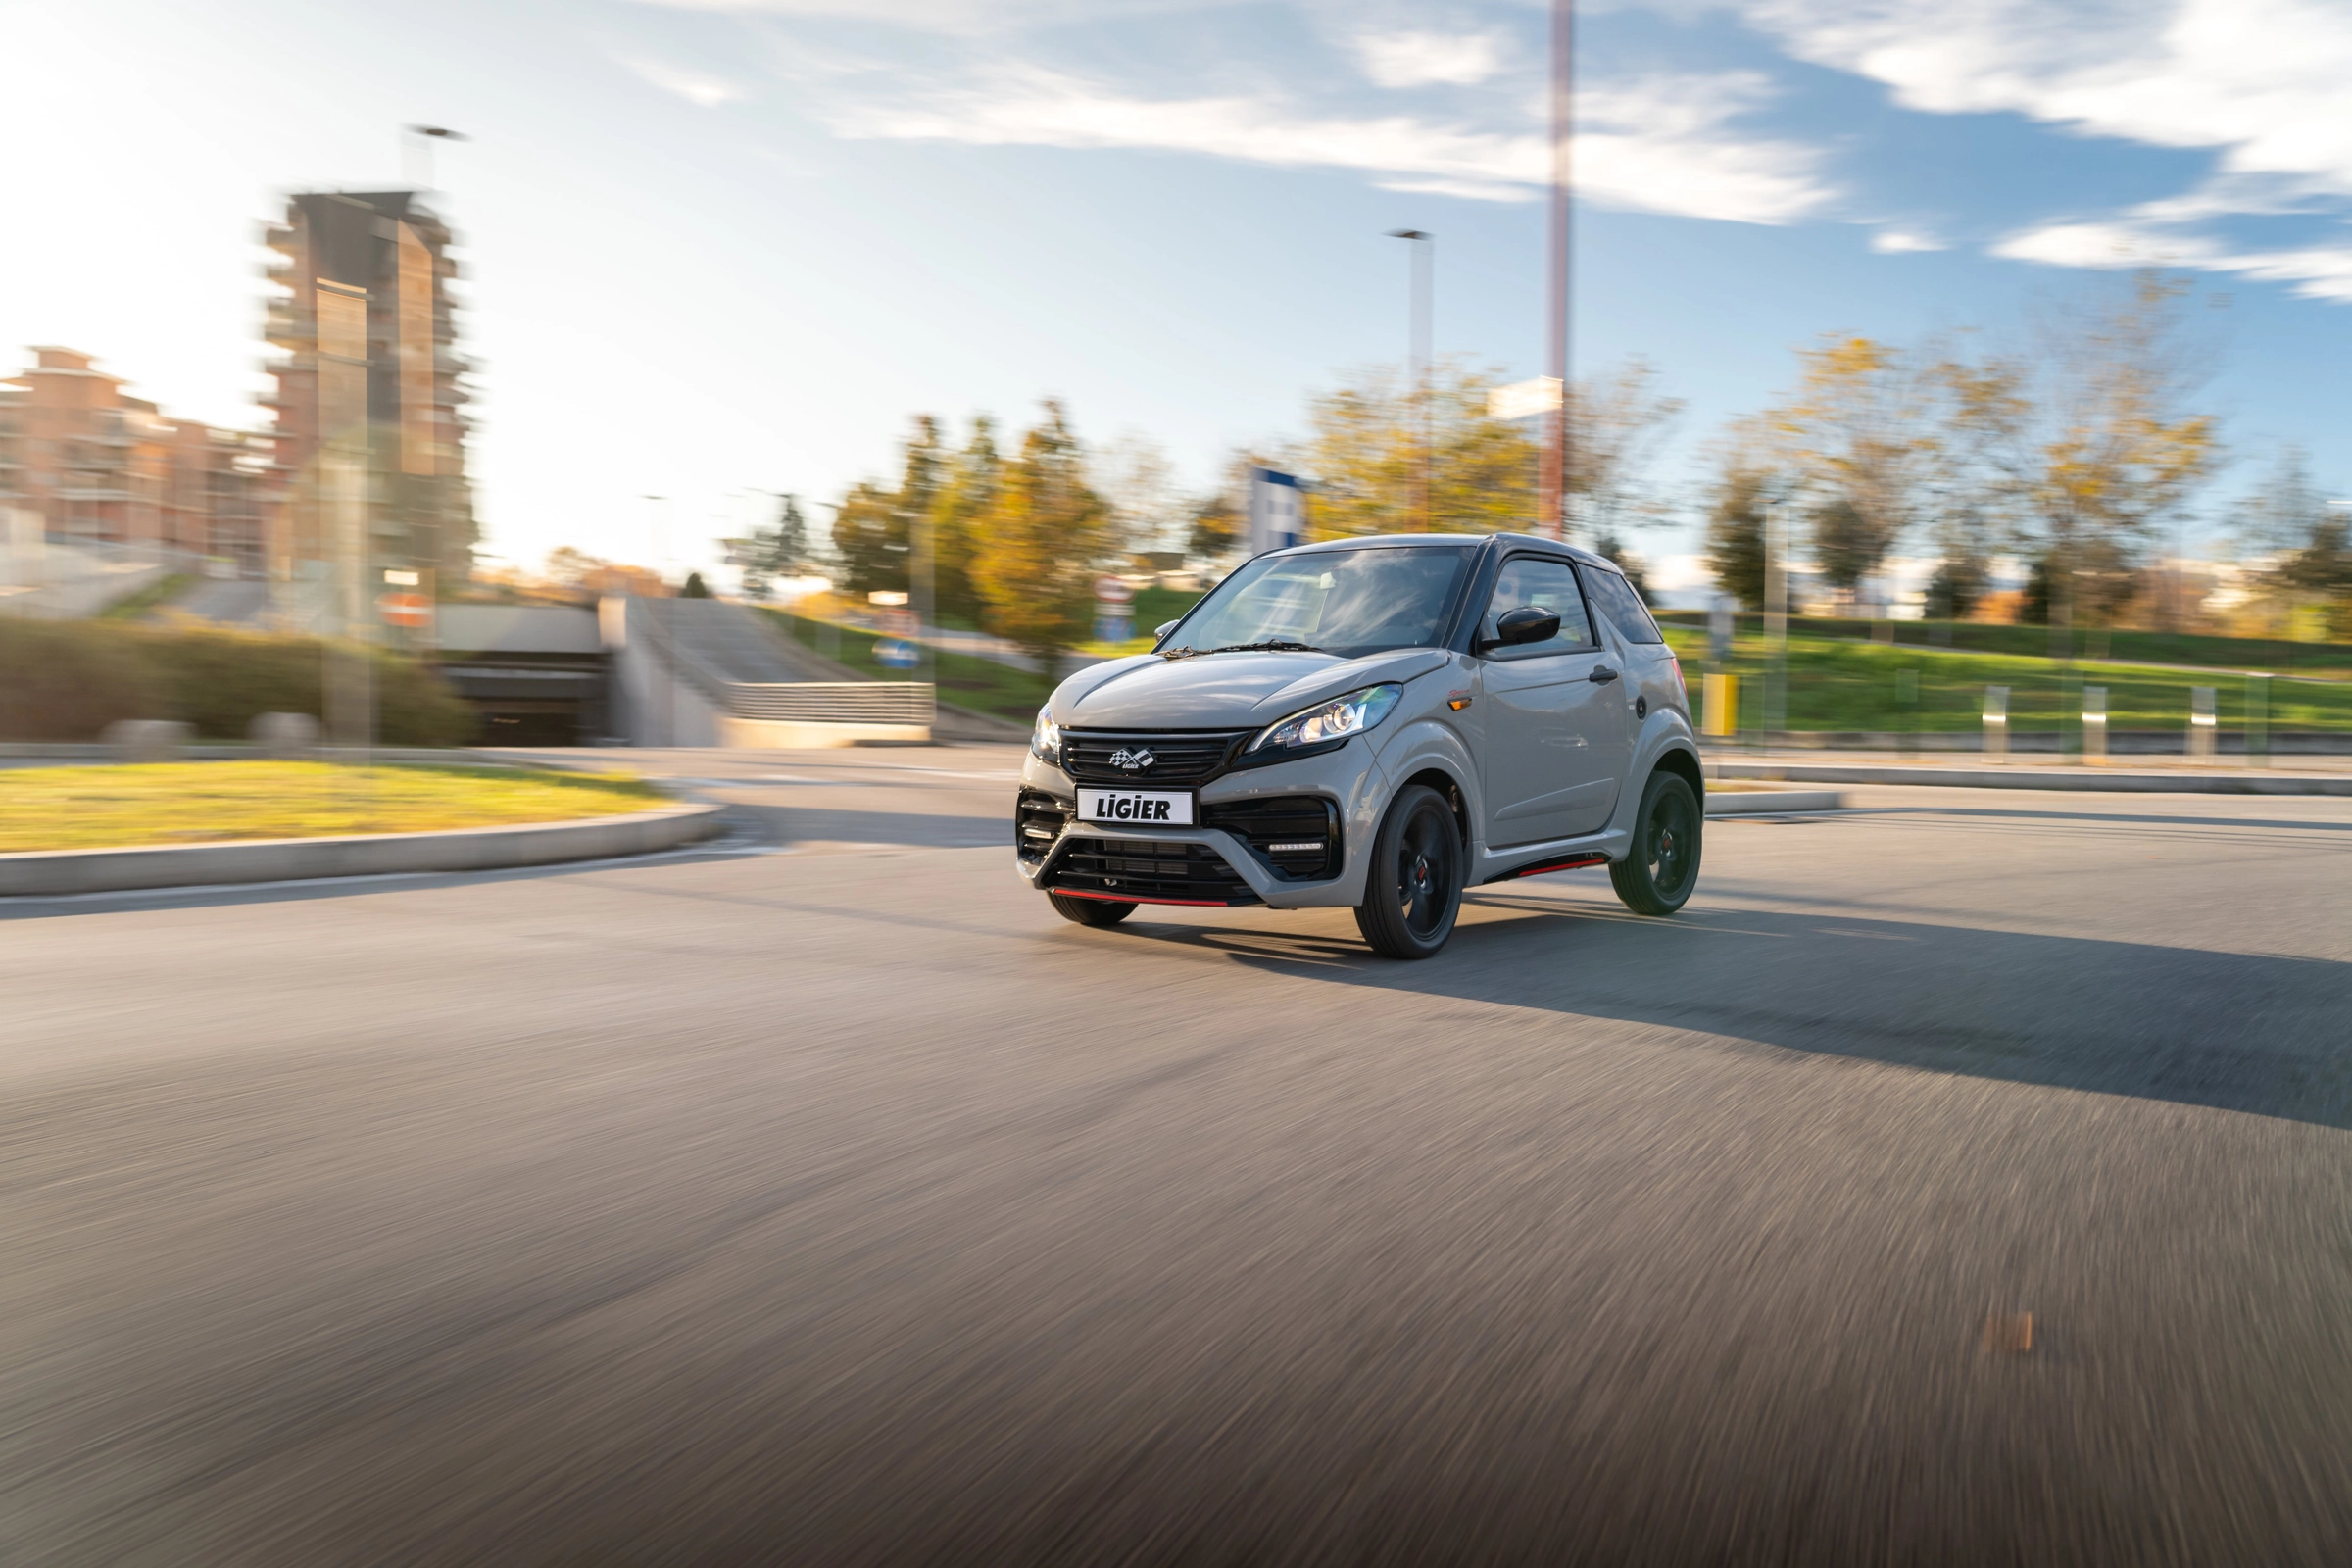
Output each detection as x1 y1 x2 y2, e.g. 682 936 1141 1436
1869 227 1944 253
1742 0 2352 294
1742 0 2352 192
1994 218 2352 302
832 68 1836 223
627 58 745 106
634 0 1190 31
1355 30 1507 89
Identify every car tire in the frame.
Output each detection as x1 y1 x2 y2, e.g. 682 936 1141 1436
1609 770 1702 916
1049 892 1137 927
1353 784 1463 959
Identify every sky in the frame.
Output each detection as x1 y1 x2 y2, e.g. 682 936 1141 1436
5 0 2350 583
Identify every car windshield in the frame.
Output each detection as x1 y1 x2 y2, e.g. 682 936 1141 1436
1166 547 1476 659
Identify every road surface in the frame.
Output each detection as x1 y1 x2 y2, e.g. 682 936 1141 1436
5 750 2350 1564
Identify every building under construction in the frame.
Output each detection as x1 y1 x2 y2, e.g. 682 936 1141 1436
262 190 475 598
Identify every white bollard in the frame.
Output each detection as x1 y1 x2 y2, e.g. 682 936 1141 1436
2188 686 2216 761
248 710 321 760
2082 686 2107 765
1983 685 2009 761
103 719 193 763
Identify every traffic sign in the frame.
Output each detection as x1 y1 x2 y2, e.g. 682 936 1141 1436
1094 575 1134 605
377 592 431 629
874 637 921 669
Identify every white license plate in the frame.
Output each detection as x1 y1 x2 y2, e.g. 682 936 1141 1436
1076 788 1194 826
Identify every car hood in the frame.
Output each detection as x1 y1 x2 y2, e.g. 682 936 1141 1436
1054 648 1452 730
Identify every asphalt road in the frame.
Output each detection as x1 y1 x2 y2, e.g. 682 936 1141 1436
6 749 2352 1566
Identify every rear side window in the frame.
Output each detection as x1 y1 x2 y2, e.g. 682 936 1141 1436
1580 567 1663 644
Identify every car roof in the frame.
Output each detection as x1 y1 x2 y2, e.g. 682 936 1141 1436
1273 532 1622 571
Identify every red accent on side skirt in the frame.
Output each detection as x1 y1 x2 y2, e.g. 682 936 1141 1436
1500 854 1609 880
1049 888 1235 907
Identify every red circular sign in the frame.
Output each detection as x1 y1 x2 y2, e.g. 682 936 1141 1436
377 592 431 628
1094 575 1134 605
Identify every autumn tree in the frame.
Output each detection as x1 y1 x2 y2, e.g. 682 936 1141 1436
971 401 1118 665
830 416 944 598
925 418 1002 625
1305 361 1536 537
2004 271 2220 631
1760 335 1942 602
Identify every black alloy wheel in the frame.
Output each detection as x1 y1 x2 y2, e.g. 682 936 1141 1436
1049 892 1137 927
1354 784 1463 959
1608 770 1702 916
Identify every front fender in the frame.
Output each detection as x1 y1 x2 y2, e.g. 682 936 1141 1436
1370 715 1483 846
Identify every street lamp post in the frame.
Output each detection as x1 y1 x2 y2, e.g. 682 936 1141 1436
643 493 671 748
401 124 467 190
1386 229 1433 531
1540 0 1574 540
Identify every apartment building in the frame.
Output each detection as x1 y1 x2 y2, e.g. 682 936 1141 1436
0 347 270 573
261 189 475 589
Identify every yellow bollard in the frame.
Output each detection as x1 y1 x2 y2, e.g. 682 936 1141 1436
1701 672 1739 738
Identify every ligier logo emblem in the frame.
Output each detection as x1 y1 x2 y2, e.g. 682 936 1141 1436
1109 747 1156 772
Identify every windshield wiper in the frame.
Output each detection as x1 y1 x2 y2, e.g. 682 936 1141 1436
1200 639 1330 656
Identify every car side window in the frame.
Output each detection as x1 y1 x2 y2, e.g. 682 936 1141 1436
1580 566 1665 644
1477 557 1594 657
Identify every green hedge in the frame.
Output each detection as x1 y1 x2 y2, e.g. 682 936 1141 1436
0 619 475 745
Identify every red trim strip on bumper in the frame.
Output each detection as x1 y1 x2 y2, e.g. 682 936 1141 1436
1049 888 1236 907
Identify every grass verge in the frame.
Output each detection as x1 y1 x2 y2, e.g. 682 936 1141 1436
1660 627 2352 732
0 761 664 854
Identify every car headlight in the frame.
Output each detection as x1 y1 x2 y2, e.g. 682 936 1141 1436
1030 705 1062 766
1249 684 1403 755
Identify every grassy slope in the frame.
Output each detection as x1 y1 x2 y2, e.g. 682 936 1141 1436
1655 612 2352 680
0 762 662 854
762 610 1052 724
1659 626 2352 732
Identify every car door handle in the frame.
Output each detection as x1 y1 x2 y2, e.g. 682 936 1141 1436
1589 665 1618 684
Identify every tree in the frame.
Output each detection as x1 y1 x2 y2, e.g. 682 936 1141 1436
1702 455 1771 610
1095 431 1182 559
1762 335 1939 606
1923 557 1985 620
1188 491 1241 562
1305 361 1537 537
970 401 1118 664
729 493 814 600
2240 446 2352 636
926 418 1003 626
1592 533 1652 598
1566 358 1684 543
2007 271 2219 631
830 416 945 599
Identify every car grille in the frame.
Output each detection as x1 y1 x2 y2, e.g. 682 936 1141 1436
1015 790 1070 864
1043 837 1260 906
1060 730 1250 787
1202 795 1341 881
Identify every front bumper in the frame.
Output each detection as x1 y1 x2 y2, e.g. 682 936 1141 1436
1016 743 1388 908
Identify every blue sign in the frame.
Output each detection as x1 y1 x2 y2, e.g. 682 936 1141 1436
1250 467 1304 555
874 637 921 669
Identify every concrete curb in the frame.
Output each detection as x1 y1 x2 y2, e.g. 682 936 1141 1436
1706 788 1846 815
1706 760 2352 796
0 802 727 897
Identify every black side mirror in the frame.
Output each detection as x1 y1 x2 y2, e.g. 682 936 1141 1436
1489 605 1560 649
